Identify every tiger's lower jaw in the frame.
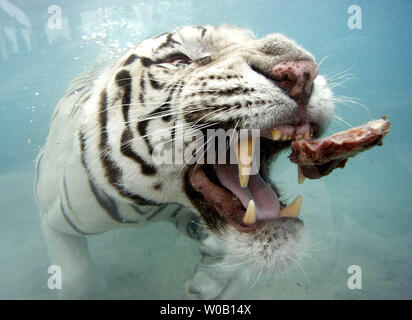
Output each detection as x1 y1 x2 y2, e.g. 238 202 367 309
184 157 307 273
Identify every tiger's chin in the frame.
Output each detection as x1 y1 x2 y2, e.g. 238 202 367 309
217 218 306 274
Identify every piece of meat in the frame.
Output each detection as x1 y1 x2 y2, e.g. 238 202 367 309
289 117 390 179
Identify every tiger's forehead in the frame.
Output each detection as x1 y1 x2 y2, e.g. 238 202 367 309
136 25 256 59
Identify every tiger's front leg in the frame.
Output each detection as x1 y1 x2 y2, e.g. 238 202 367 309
171 207 241 300
41 213 100 299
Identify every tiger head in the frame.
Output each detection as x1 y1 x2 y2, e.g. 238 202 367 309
81 25 334 273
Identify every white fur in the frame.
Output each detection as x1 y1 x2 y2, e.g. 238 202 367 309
35 25 334 299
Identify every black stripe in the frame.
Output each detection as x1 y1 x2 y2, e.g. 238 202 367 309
60 200 92 235
88 179 121 221
99 90 122 185
170 82 184 138
151 203 168 216
115 69 132 123
145 204 167 221
98 89 157 206
115 69 131 87
70 105 79 117
170 124 176 144
136 80 182 154
148 72 164 90
99 90 109 151
201 27 207 37
175 80 184 98
120 128 157 175
63 176 77 216
123 54 138 66
155 103 172 122
157 33 181 50
141 56 155 67
83 138 154 223
136 102 170 155
170 207 181 218
139 71 146 104
88 179 139 223
159 80 182 121
130 203 166 217
79 131 89 172
130 204 146 215
119 189 157 206
61 175 101 235
82 94 91 103
137 120 153 154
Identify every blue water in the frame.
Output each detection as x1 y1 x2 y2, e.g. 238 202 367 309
0 0 411 299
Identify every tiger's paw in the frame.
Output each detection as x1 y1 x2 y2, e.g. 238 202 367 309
185 271 234 300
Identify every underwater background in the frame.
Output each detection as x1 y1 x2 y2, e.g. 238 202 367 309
0 0 411 299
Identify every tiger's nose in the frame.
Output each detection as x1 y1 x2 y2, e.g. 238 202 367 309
271 60 318 98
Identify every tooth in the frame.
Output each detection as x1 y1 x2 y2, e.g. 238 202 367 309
236 137 254 188
243 200 256 224
271 129 282 141
304 130 310 139
279 195 302 218
239 174 250 188
298 166 306 184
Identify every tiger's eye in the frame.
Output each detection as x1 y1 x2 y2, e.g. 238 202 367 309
168 56 192 67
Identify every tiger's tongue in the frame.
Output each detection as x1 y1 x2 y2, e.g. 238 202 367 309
214 163 280 221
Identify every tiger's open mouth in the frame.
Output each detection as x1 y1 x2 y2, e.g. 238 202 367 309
185 122 319 233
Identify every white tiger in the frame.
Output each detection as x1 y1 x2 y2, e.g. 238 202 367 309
34 25 334 299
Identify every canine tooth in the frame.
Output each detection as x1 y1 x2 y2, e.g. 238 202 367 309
243 200 256 224
271 129 282 141
304 130 310 139
239 175 250 188
298 166 306 184
236 137 254 188
279 195 302 218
